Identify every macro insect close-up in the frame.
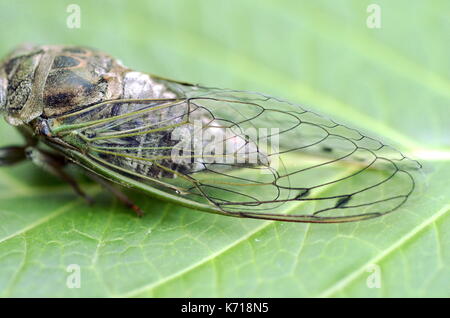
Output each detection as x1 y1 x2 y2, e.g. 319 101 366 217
0 0 448 300
0 44 421 223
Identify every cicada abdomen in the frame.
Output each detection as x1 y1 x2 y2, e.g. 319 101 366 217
0 44 422 223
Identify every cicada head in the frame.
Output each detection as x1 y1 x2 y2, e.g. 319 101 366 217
0 43 47 126
0 44 126 127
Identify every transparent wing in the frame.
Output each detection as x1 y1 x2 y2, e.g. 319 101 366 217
50 81 422 223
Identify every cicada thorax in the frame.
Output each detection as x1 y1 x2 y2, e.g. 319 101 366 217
41 47 124 118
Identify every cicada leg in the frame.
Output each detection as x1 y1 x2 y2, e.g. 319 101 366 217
0 126 38 166
1 143 143 216
24 146 95 205
0 145 28 166
85 172 144 217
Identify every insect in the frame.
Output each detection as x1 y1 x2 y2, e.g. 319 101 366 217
0 44 421 223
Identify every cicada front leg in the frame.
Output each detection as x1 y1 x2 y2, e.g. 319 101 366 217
0 145 28 166
85 172 144 217
24 146 95 205
0 143 95 203
0 127 36 166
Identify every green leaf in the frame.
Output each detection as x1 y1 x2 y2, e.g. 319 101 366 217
0 0 448 297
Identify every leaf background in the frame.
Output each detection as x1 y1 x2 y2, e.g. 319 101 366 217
0 0 449 297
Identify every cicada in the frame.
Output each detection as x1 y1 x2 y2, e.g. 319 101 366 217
0 44 421 223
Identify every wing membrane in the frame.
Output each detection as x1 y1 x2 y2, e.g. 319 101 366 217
49 81 421 223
